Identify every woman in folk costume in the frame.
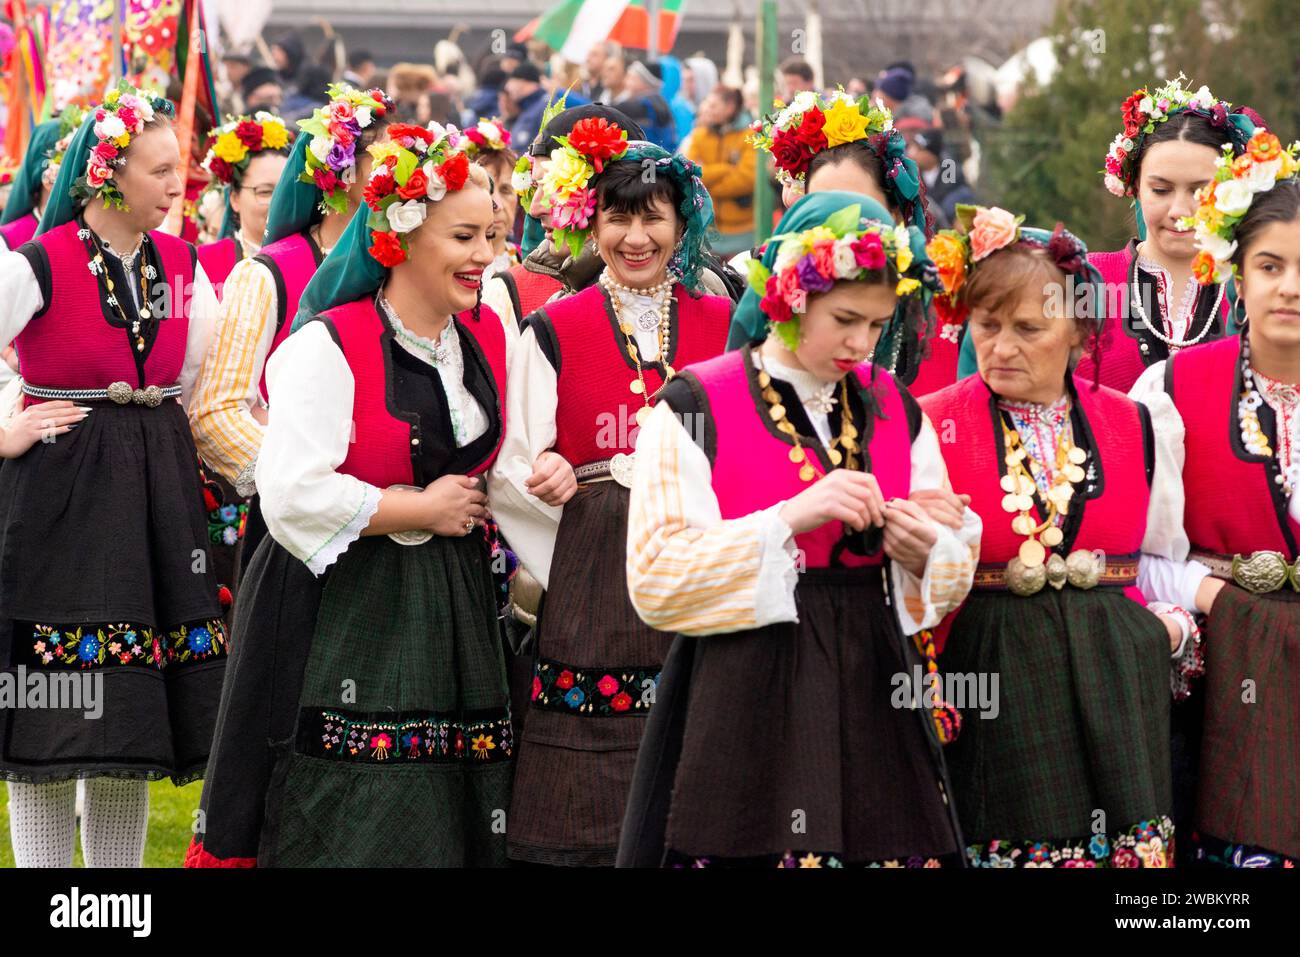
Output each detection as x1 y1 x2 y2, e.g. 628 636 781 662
957 78 1260 392
920 205 1203 867
0 119 62 252
618 193 978 868
480 101 646 334
187 125 534 867
188 84 393 572
0 84 227 867
460 117 521 283
488 123 732 866
194 112 294 297
1130 132 1300 866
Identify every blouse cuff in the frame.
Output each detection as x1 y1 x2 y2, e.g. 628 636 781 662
234 458 259 498
752 502 800 626
304 482 382 577
891 521 966 634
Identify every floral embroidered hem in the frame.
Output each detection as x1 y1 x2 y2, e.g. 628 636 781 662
965 814 1175 868
300 708 514 764
28 618 228 669
1193 832 1297 868
665 849 960 868
531 656 660 716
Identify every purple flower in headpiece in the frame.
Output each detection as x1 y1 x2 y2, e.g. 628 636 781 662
796 255 835 293
1047 224 1086 275
887 158 902 180
326 139 356 171
1208 102 1228 128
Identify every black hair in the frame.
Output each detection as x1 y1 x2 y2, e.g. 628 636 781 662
779 57 814 82
806 140 893 211
1134 111 1226 186
1231 179 1300 271
710 85 743 121
349 49 374 69
595 156 684 219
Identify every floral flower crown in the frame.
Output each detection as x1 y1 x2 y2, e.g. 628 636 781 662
42 105 87 189
1103 75 1258 198
361 122 474 267
203 112 293 188
74 81 172 211
538 116 630 258
1182 129 1300 286
746 202 937 352
461 118 512 158
297 84 393 215
750 90 894 189
927 205 1098 325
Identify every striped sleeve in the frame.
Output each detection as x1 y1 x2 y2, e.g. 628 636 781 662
626 401 799 636
891 412 982 634
189 257 277 487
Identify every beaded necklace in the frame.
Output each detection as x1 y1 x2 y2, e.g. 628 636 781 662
754 350 859 482
78 224 156 353
999 399 1088 567
600 272 675 427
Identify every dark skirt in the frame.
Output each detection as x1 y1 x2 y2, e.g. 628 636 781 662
188 530 513 868
199 465 247 629
507 481 674 866
618 566 962 868
939 586 1174 867
1193 584 1300 863
0 400 226 784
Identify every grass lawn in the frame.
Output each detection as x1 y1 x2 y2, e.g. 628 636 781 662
0 780 201 867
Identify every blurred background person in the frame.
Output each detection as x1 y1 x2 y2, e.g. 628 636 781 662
778 57 816 100
686 85 754 256
342 48 376 89
506 61 548 149
241 67 285 113
904 124 976 229
616 59 676 150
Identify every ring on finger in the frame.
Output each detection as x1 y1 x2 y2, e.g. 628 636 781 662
464 519 475 533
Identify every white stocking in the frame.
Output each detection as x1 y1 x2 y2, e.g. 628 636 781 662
80 777 149 868
6 779 77 867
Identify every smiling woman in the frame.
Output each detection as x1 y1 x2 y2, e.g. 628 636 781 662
0 83 228 868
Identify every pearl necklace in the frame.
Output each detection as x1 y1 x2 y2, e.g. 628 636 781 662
1129 254 1223 351
601 273 675 427
1238 333 1300 494
599 273 674 332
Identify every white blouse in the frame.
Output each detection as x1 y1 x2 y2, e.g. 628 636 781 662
0 243 218 412
257 308 489 577
624 352 983 636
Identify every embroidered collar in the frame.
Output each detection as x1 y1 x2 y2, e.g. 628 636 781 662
997 392 1070 423
756 349 839 415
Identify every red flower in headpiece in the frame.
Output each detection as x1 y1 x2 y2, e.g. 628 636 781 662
397 168 429 200
439 152 470 192
235 120 264 149
769 128 813 176
369 230 407 267
792 107 827 152
387 123 435 146
567 117 627 173
364 169 396 209
1120 90 1147 131
313 168 339 193
207 157 233 184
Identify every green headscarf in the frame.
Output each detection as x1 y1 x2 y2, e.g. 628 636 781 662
727 190 932 372
1 120 60 225
35 115 96 237
618 141 715 293
262 132 322 246
291 199 385 332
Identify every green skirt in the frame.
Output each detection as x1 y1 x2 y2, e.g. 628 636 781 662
939 587 1173 868
258 534 514 867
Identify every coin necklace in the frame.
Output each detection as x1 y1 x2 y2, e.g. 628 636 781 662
999 412 1088 567
755 352 859 482
602 276 673 428
79 225 154 353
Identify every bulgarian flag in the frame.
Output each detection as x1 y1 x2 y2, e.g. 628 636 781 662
517 0 686 60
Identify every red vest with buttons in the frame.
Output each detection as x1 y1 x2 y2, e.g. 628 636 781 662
922 373 1150 587
16 220 193 403
1170 335 1299 558
0 212 39 251
197 237 238 298
255 232 320 401
690 350 911 568
321 297 508 487
543 282 731 468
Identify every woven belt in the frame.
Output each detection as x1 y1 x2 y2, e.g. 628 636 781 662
973 551 1140 596
23 381 181 408
574 452 636 489
1191 549 1300 594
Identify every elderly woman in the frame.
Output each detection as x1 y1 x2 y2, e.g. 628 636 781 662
1130 135 1300 867
618 192 979 868
919 205 1203 867
188 125 539 867
488 123 732 866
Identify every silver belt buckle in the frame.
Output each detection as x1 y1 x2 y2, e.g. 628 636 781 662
609 452 636 489
385 484 433 546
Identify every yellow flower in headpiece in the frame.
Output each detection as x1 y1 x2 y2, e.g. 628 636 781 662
896 277 921 296
115 134 131 150
544 147 594 200
822 99 872 148
106 89 121 105
213 131 249 164
896 243 914 273
367 141 403 166
1281 148 1300 180
802 226 836 245
261 120 290 151
1194 203 1224 233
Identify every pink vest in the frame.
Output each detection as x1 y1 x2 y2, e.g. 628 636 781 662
256 232 320 401
1171 336 1299 558
0 212 39 250
322 297 508 487
197 237 238 299
1075 247 1229 391
16 220 193 403
547 283 731 468
689 350 910 569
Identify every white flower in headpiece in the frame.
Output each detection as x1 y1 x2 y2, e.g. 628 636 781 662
96 116 126 140
511 165 532 193
422 161 448 202
1103 173 1126 196
341 165 357 186
477 119 505 147
309 135 334 164
354 106 373 128
1195 227 1237 264
832 237 857 277
1189 85 1214 110
792 90 818 113
426 122 447 144
1241 157 1283 194
386 199 428 234
774 237 804 274
1138 96 1154 115
1213 178 1253 216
